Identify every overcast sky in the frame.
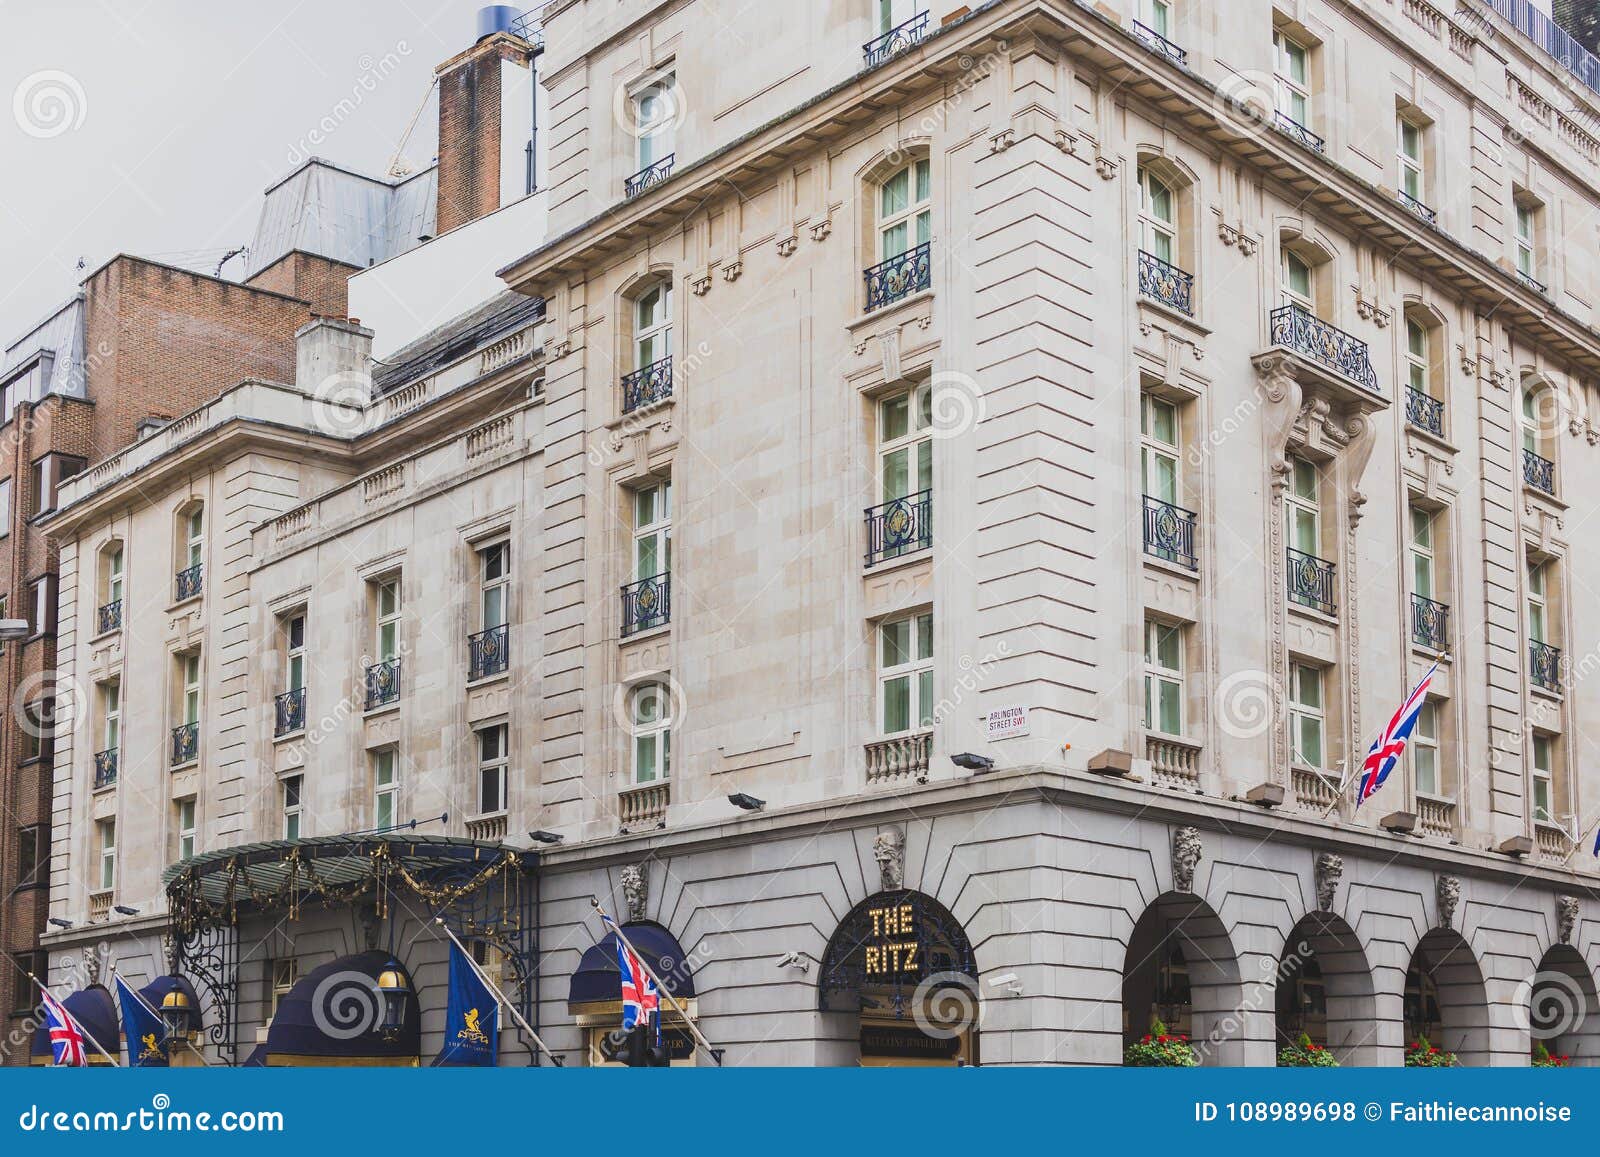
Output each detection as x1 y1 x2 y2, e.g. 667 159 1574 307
0 0 492 345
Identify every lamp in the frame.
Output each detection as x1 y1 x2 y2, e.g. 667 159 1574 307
113 905 140 916
375 962 411 1041
47 917 73 929
159 987 194 1042
728 792 765 812
527 830 564 845
951 752 994 772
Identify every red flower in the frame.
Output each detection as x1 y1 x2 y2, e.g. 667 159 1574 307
1429 1047 1439 1054
1158 1035 1171 1043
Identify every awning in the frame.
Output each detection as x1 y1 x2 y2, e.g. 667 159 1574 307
263 950 419 1066
568 921 697 1007
32 984 119 1065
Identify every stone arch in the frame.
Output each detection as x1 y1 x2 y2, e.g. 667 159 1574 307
1122 891 1245 1065
1405 926 1490 1065
1528 943 1600 1066
1275 911 1378 1065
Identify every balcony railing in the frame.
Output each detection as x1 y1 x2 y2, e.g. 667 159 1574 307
621 573 671 637
865 731 932 785
1411 593 1450 652
1269 303 1379 393
621 355 673 413
1405 386 1444 437
624 154 674 198
1130 20 1187 66
96 599 122 635
862 11 928 68
1146 734 1201 788
465 814 509 842
1517 268 1549 295
1137 249 1194 315
93 748 118 790
171 721 199 767
1274 110 1325 152
1523 447 1556 495
1142 495 1198 570
1416 795 1456 838
274 686 306 737
1286 547 1336 615
619 781 670 829
864 241 932 312
175 563 203 601
1397 189 1438 225
1530 639 1562 693
864 490 931 566
366 658 401 710
468 623 510 681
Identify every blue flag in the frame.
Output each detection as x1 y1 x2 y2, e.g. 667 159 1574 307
435 941 499 1066
114 976 168 1067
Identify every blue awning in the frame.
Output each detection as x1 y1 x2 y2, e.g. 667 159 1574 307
32 984 119 1065
568 921 696 1006
263 950 419 1066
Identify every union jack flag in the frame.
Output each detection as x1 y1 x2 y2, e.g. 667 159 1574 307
38 988 87 1067
1355 661 1438 807
602 913 658 1035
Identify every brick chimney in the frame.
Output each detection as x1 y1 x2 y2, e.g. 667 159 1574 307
435 30 538 235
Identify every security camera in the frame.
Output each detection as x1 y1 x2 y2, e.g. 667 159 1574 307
775 951 810 973
987 972 1023 996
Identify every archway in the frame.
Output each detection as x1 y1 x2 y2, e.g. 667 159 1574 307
818 890 978 1066
1405 927 1489 1065
1528 944 1600 1066
1275 912 1377 1065
1122 892 1244 1065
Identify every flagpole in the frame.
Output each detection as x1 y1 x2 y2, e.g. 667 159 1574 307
113 970 212 1067
591 897 722 1066
433 918 564 1066
29 973 121 1067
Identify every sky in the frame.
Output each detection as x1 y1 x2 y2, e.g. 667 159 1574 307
0 0 492 345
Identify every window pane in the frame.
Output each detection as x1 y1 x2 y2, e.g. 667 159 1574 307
914 160 930 202
1144 450 1178 504
1155 623 1181 669
881 447 910 500
881 395 909 443
1149 180 1173 224
1298 716 1323 767
883 674 910 733
1292 458 1317 501
881 620 911 667
917 670 933 728
881 169 908 217
636 734 658 782
916 614 933 660
880 221 907 258
1415 748 1437 796
1157 678 1182 734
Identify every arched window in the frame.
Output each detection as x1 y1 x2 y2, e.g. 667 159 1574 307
1138 166 1177 264
175 502 204 600
630 681 672 785
1520 380 1558 496
877 158 930 262
1401 308 1446 437
621 280 674 413
97 541 124 633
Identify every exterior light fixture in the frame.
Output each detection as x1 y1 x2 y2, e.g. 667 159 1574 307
527 830 564 845
113 905 140 916
950 752 994 772
375 961 411 1040
47 917 73 929
728 792 765 812
159 987 194 1042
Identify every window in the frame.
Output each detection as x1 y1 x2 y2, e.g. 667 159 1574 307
374 749 399 830
1143 619 1184 736
29 573 57 637
1515 202 1538 279
101 681 120 754
17 824 45 888
879 612 934 735
184 506 205 569
1285 458 1321 555
1531 733 1554 822
21 698 51 763
182 654 202 725
877 0 920 34
633 76 676 172
11 951 46 1014
633 282 672 369
1397 116 1424 202
176 798 196 861
1141 394 1180 506
97 819 116 892
1404 319 1430 396
1140 0 1174 38
1280 247 1313 308
634 482 672 583
878 158 931 261
1272 28 1311 127
284 613 306 692
1527 561 1548 645
0 478 10 537
376 577 401 662
282 775 303 840
480 541 510 631
630 682 672 784
268 960 297 1023
1288 662 1325 768
1410 508 1435 602
104 544 124 608
1137 166 1177 264
880 384 932 503
1413 700 1440 797
476 724 509 815
28 453 84 517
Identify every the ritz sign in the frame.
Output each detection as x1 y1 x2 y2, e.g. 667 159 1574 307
863 902 922 977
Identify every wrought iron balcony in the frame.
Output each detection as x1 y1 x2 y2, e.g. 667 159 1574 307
624 154 673 199
1137 250 1194 315
1273 110 1325 152
171 721 199 767
1131 20 1186 66
366 658 401 710
862 11 928 67
622 355 673 413
864 241 932 312
1143 495 1198 571
1411 593 1450 652
1286 547 1336 615
621 572 671 637
468 623 510 681
1269 303 1379 393
96 599 122 635
274 686 306 737
1397 189 1437 225
1405 387 1445 437
93 748 118 791
1517 268 1548 295
1530 639 1562 693
864 490 931 566
175 563 203 601
1523 447 1556 495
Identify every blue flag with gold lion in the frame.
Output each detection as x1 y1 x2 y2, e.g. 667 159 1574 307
114 975 168 1067
435 941 499 1066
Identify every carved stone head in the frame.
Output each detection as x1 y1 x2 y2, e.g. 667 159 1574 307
1436 875 1460 930
620 863 649 924
873 828 906 892
1315 853 1344 912
1172 827 1203 893
1558 895 1579 945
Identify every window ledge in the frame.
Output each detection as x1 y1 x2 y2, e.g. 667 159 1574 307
89 627 121 644
620 623 671 647
1403 422 1456 457
168 594 203 613
863 545 931 577
466 669 511 690
1286 600 1339 627
1530 681 1563 703
846 287 934 337
1135 294 1210 336
1521 482 1567 514
605 395 674 432
170 758 199 771
363 699 401 719
273 729 306 744
1142 552 1199 583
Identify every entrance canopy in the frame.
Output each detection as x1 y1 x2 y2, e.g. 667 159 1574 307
32 984 118 1065
263 950 419 1066
568 921 697 1008
818 890 976 1015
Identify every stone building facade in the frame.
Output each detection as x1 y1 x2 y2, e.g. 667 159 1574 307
37 0 1600 1066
